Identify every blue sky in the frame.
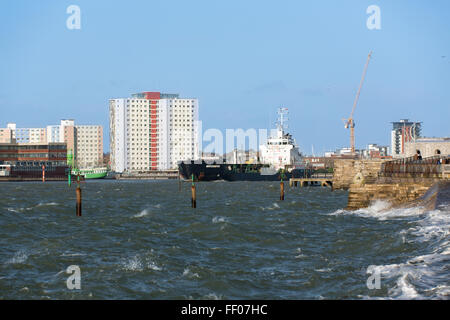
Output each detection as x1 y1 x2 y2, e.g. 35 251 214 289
1 0 449 154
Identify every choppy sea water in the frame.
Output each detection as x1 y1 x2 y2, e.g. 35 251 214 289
0 180 448 300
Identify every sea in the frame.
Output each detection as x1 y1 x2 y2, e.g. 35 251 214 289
0 180 448 299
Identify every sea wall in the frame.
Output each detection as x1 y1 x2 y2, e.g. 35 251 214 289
345 181 435 210
333 158 448 210
346 180 450 211
333 159 386 190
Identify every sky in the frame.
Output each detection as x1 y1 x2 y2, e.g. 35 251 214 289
1 0 449 154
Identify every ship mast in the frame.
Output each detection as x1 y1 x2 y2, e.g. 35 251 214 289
277 107 289 134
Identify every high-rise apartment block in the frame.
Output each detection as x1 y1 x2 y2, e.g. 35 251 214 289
391 119 422 158
109 91 200 172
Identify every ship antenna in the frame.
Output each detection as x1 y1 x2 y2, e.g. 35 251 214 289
277 107 289 133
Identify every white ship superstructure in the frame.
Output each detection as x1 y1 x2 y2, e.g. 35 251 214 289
259 108 303 170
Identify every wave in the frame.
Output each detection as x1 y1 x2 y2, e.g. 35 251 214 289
121 254 162 272
182 267 200 279
335 199 450 299
36 202 59 207
212 216 227 224
133 209 149 218
5 250 28 264
329 200 427 221
260 203 281 211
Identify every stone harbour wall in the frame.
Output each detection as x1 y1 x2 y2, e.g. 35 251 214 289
333 159 386 190
345 181 435 210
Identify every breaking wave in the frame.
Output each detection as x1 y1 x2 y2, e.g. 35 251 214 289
133 209 149 218
121 254 162 272
334 198 450 299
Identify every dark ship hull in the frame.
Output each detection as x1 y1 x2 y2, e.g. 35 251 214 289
178 161 309 181
178 161 226 181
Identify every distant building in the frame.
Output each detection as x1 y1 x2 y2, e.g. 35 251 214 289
8 124 47 144
0 128 14 143
46 120 103 168
2 120 103 169
332 147 363 157
109 92 200 173
391 119 422 158
0 142 67 166
404 137 450 158
47 120 77 159
75 125 103 168
362 144 390 159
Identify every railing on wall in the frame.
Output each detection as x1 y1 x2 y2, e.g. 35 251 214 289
379 155 450 178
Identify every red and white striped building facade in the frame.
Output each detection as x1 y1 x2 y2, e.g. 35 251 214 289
109 92 200 172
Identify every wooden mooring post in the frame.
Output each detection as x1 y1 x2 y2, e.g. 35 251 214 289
76 174 82 216
191 174 196 208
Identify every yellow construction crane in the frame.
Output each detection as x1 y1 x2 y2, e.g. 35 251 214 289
343 51 372 155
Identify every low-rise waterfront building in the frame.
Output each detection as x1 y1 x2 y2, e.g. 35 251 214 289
0 142 67 166
404 137 450 158
3 120 103 169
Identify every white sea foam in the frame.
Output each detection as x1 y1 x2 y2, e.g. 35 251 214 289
329 195 450 299
329 200 425 221
203 293 222 300
364 204 449 299
122 254 162 272
295 248 306 259
61 252 86 257
315 268 332 273
133 209 149 218
212 216 226 224
6 250 28 264
36 202 59 207
261 203 281 211
148 261 162 271
183 267 200 278
122 255 144 271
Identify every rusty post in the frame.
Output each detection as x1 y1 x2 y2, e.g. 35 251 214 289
191 174 196 208
76 174 82 216
280 181 285 201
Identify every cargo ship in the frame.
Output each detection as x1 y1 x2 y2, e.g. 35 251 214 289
178 108 309 181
